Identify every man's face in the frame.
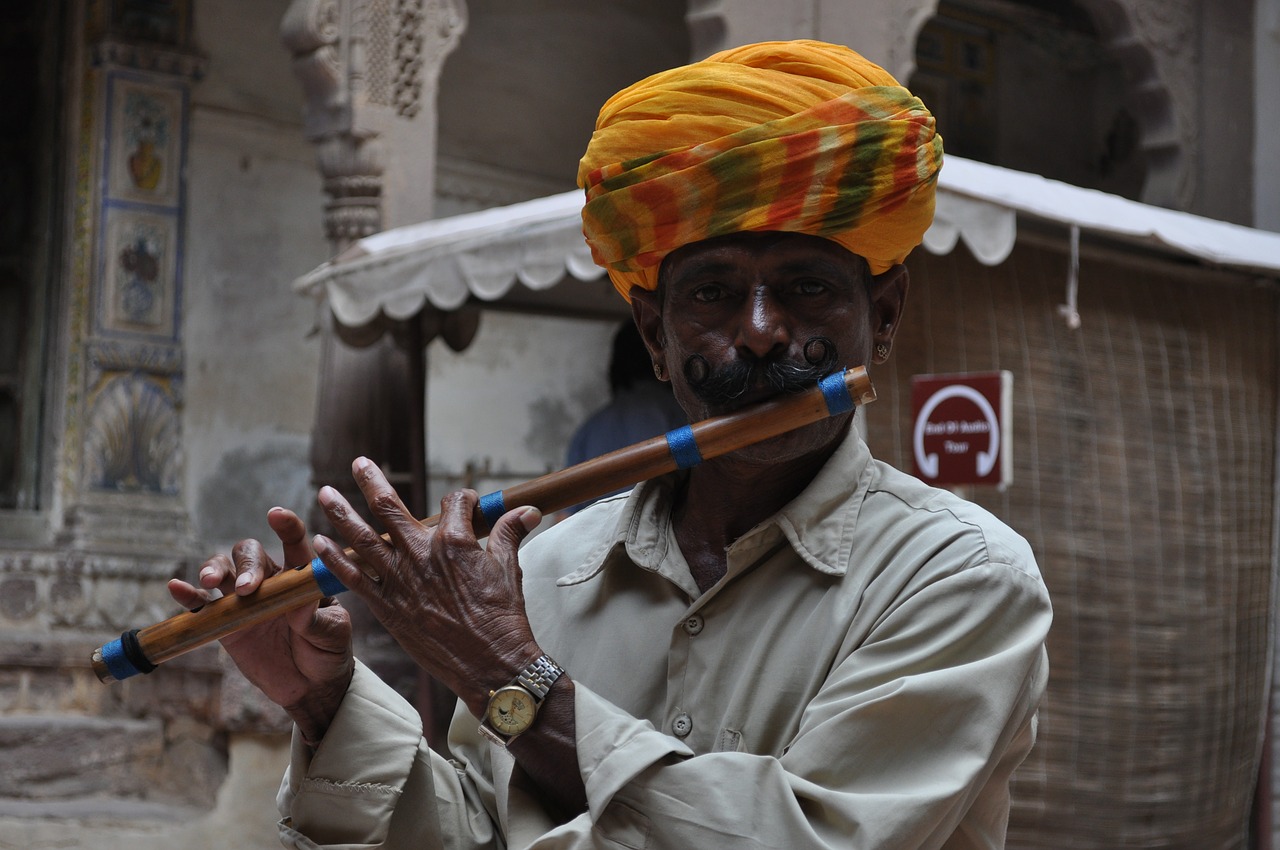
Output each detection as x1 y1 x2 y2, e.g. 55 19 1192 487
631 231 907 463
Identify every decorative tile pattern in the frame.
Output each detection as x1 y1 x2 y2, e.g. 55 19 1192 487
107 79 182 207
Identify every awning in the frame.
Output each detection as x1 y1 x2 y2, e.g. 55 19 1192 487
295 156 1280 329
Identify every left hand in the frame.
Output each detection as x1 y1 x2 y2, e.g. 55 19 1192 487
312 457 544 716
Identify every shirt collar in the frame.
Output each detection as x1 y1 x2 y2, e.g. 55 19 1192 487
554 426 874 586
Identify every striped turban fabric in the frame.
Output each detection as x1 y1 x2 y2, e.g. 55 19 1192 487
577 40 944 301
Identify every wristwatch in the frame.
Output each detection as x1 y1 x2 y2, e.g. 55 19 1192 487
479 654 564 746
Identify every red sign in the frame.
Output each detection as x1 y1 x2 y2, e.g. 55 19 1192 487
911 371 1012 487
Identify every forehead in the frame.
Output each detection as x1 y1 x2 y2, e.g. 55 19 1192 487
658 231 867 291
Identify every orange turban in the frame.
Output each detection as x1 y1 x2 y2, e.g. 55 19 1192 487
577 40 944 300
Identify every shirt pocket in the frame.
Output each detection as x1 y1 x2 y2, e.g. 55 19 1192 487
714 727 745 753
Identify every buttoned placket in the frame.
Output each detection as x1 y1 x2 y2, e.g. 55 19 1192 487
662 525 791 751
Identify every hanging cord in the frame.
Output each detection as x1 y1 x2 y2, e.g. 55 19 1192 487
1057 224 1082 330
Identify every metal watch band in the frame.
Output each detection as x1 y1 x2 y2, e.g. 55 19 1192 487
514 654 563 702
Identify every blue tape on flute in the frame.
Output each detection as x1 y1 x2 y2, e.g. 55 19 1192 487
100 628 155 681
819 370 856 415
100 635 140 681
311 556 348 597
479 490 507 528
665 425 704 469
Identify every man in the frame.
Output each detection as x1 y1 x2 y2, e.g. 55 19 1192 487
174 40 1051 849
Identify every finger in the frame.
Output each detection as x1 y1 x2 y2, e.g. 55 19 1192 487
312 534 379 599
285 596 353 653
267 506 313 568
486 506 541 569
437 489 482 548
317 485 389 581
230 538 280 596
197 554 237 594
350 457 421 549
168 578 216 610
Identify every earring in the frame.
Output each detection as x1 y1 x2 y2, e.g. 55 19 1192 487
875 343 890 361
653 361 665 380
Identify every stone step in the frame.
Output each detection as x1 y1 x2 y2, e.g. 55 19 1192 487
0 795 201 821
0 715 167 801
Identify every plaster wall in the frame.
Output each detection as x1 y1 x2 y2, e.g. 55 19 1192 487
1198 0 1258 225
1258 0 1280 231
686 0 815 53
424 312 620 518
813 0 938 79
183 0 329 553
436 0 689 193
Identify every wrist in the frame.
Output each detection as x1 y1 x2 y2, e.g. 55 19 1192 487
285 674 351 748
463 640 544 717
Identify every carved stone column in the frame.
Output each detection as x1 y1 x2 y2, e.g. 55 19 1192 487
58 2 207 594
281 0 468 747
281 0 466 519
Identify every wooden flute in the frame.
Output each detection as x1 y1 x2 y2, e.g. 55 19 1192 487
91 366 876 683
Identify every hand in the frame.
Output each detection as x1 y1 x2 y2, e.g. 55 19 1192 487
168 507 354 744
311 457 543 716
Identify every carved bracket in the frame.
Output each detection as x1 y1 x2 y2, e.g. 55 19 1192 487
282 0 468 245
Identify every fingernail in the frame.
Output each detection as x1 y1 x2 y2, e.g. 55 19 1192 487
519 507 542 532
354 457 371 472
318 486 336 506
200 567 216 582
235 573 253 589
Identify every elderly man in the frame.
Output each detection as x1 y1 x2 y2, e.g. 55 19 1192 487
175 40 1051 849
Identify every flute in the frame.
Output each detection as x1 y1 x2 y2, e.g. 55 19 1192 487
91 366 876 683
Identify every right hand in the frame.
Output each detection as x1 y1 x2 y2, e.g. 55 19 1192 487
168 507 354 745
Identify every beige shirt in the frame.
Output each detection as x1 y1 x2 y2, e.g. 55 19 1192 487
278 430 1051 849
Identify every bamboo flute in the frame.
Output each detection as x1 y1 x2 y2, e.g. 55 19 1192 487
91 366 875 683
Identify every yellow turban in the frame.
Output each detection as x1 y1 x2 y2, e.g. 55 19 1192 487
577 40 943 300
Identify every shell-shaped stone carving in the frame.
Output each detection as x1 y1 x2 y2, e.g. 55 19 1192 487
84 375 181 495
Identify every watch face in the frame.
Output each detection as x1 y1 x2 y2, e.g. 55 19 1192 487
487 686 537 736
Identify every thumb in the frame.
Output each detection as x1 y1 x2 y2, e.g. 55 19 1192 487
486 506 542 565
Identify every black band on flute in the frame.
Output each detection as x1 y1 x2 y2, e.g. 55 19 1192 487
121 628 157 675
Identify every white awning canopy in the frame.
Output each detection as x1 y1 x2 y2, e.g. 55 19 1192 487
295 156 1280 328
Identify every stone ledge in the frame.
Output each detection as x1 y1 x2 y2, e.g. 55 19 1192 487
0 796 203 821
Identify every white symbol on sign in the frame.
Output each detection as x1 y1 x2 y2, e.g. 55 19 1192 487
913 385 1000 479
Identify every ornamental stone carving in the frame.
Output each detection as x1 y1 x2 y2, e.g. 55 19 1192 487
1074 0 1199 209
282 0 467 244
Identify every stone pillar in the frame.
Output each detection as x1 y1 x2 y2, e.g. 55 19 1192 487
56 2 207 625
281 0 467 523
281 0 468 747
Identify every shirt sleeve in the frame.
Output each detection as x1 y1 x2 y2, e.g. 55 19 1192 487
276 661 501 850
505 562 1051 850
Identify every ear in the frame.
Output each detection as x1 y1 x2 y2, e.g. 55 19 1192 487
629 288 668 380
867 264 909 362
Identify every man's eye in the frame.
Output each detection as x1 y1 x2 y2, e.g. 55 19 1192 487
692 284 725 303
795 278 829 296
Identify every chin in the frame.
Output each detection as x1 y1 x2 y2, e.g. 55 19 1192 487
723 417 850 466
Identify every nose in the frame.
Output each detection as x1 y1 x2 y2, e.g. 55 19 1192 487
734 285 790 360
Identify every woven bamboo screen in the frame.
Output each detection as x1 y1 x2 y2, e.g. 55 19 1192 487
863 236 1277 849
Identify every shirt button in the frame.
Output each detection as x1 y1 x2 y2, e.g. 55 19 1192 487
683 614 704 636
671 713 693 738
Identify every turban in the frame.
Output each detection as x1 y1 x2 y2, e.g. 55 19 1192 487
577 40 943 300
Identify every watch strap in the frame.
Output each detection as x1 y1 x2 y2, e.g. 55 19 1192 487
513 654 563 703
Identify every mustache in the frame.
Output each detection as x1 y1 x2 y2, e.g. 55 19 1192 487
685 337 839 407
